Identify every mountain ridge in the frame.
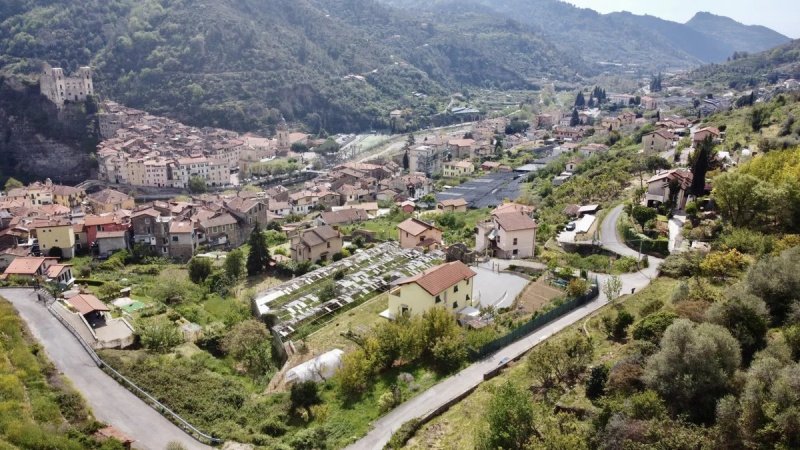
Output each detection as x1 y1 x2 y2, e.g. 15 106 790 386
0 0 582 134
686 11 791 55
380 0 791 67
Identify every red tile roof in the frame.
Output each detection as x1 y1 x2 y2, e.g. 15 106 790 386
45 264 70 279
438 198 467 208
4 257 47 275
494 212 537 231
397 261 476 296
66 294 109 315
169 221 194 234
84 215 118 227
397 218 439 236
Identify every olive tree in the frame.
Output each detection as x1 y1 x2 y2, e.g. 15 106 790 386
476 382 536 450
644 319 741 423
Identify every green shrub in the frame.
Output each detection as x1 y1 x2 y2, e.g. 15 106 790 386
660 252 704 278
717 227 774 255
137 318 183 352
632 311 679 343
585 365 609 400
613 257 639 273
385 419 421 449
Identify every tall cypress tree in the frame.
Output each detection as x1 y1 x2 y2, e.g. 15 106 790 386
691 135 714 196
247 222 270 276
575 91 586 108
570 109 580 127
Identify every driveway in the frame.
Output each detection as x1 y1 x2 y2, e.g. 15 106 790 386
471 265 529 309
0 289 211 450
599 204 642 258
669 215 687 253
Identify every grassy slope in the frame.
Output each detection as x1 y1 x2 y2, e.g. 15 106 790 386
0 297 113 449
403 278 679 449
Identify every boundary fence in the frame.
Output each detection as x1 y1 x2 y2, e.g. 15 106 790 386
468 279 599 361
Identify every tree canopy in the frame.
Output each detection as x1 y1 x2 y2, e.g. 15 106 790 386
246 223 270 276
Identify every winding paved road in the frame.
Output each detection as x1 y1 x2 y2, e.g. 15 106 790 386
0 289 210 450
346 207 662 450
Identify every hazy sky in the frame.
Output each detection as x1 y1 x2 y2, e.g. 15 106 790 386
566 0 800 38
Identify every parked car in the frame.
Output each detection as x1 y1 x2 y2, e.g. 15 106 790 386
565 222 576 231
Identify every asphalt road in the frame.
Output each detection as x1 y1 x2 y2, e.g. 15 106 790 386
346 209 662 450
599 204 640 258
0 289 210 450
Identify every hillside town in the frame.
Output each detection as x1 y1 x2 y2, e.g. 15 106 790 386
3 42 800 449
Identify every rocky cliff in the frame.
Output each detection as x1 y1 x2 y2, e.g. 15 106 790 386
0 76 98 185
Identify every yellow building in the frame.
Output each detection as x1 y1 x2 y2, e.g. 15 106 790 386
88 188 135 213
52 185 86 208
32 219 76 258
442 160 475 178
387 261 476 319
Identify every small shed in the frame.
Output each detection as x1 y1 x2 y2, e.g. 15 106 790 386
66 294 109 318
285 349 345 385
578 204 600 216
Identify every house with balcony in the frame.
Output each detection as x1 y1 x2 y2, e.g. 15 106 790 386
476 211 538 259
198 213 241 249
385 261 477 319
645 169 693 210
130 208 171 257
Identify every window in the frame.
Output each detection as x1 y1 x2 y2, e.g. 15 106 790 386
327 242 331 248
172 236 179 242
513 249 519 256
454 285 459 293
435 295 441 303
453 301 458 309
513 237 518 245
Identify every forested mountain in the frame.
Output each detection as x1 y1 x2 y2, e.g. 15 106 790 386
382 0 791 67
687 39 800 89
686 12 791 55
0 0 582 134
0 0 790 135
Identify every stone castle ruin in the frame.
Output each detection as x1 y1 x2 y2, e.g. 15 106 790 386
39 63 94 109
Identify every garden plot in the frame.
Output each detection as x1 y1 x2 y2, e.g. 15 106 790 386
254 242 442 338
